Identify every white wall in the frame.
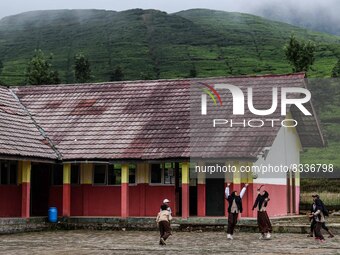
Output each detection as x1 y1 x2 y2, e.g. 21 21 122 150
253 125 302 185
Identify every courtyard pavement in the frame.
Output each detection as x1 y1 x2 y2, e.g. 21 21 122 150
0 230 339 254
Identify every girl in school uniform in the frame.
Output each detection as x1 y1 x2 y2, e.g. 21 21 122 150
225 183 249 240
252 188 272 240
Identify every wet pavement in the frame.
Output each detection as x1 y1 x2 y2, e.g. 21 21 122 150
0 230 339 255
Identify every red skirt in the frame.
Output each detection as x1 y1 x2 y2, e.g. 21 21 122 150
257 211 272 234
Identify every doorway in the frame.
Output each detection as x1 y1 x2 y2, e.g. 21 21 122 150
31 163 52 216
206 178 225 216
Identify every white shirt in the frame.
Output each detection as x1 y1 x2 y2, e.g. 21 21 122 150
225 186 247 199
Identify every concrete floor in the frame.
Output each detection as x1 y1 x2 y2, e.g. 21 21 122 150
0 230 339 255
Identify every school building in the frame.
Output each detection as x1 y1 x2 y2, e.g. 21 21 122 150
0 73 324 219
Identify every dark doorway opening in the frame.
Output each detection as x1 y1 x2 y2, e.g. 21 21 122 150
31 163 52 216
206 178 225 216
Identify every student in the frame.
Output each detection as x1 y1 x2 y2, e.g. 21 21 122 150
156 204 172 245
252 187 272 240
312 196 326 242
160 198 172 215
225 183 248 240
308 194 334 238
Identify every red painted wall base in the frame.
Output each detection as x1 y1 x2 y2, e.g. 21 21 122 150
0 185 21 217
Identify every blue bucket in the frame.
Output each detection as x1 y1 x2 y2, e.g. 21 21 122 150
48 207 58 223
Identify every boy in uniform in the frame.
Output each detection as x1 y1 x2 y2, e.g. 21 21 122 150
156 204 172 245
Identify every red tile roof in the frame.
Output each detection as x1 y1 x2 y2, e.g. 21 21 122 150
189 74 324 159
0 86 58 160
2 73 323 161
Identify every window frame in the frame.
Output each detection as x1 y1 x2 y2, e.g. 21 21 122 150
0 160 18 186
149 163 175 186
93 164 109 186
128 164 137 186
92 164 123 186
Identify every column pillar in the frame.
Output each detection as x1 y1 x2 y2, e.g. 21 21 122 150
81 163 93 216
181 162 190 219
121 164 129 218
197 162 206 217
137 162 148 216
295 171 300 215
21 161 31 218
245 162 255 217
62 163 71 217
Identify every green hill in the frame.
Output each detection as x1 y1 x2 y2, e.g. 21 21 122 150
1 8 340 85
0 8 339 172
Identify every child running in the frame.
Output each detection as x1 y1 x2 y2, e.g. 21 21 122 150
308 194 334 239
311 194 328 242
156 204 172 245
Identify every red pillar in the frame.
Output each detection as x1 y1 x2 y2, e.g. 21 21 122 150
21 183 30 218
121 164 129 218
181 162 190 219
197 184 206 217
246 183 255 217
197 170 205 217
21 161 31 218
62 163 71 217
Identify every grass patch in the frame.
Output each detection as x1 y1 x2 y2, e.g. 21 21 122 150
300 192 340 207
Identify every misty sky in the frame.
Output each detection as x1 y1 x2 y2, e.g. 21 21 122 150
0 0 338 19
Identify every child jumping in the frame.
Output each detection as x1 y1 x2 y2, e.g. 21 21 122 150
225 183 248 240
252 186 272 240
156 204 172 245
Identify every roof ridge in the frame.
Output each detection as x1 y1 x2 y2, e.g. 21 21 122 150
10 72 306 89
8 89 62 160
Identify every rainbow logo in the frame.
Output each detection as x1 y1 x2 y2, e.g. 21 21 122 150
199 82 223 106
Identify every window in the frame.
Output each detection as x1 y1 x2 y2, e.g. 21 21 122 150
108 164 121 185
0 161 17 185
93 164 106 185
52 165 63 185
164 163 175 184
151 164 162 184
129 164 136 184
93 164 136 185
150 163 175 185
71 164 80 185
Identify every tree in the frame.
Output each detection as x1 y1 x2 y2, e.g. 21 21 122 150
74 53 91 83
331 59 340 77
25 50 60 85
284 35 316 72
110 66 124 81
